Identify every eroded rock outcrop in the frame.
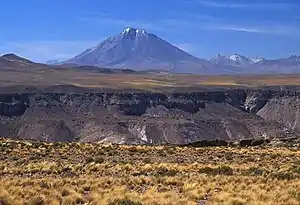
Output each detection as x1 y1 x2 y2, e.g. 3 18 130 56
0 88 299 144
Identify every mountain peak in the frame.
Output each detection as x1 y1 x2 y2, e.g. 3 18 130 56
229 53 245 59
64 27 207 72
251 57 266 63
229 54 252 65
1 53 33 63
122 27 147 35
289 55 300 61
45 59 60 65
1 53 20 59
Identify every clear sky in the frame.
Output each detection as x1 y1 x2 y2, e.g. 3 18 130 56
0 0 299 62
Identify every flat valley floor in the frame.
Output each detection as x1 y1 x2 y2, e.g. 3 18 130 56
1 139 300 205
3 61 300 91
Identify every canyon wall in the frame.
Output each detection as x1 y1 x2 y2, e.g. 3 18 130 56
0 89 298 144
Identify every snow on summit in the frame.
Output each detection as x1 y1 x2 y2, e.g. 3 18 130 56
122 27 147 35
229 54 252 65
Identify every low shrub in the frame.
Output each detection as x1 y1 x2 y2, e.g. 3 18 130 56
243 167 265 176
271 172 294 180
199 165 234 175
108 199 142 205
156 167 178 176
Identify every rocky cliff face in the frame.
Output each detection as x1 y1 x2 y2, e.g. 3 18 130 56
0 89 298 144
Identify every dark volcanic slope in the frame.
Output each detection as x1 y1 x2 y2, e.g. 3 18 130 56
0 89 298 144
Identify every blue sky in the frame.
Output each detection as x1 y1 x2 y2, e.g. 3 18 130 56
0 0 299 62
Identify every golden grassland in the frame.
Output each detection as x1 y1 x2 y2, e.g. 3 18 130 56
1 139 300 205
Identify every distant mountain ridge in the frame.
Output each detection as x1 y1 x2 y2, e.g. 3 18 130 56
211 54 265 66
61 27 300 74
0 53 140 75
45 60 60 65
2 28 299 75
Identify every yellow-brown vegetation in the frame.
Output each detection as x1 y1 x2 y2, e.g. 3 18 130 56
1 139 300 205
